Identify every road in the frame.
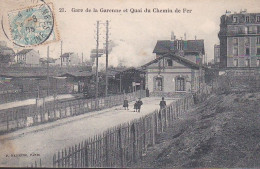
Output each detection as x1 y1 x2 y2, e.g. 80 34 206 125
0 96 178 167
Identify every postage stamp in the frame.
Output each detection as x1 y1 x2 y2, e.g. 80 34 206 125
7 2 59 47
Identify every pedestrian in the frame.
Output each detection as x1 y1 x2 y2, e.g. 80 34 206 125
134 100 138 112
159 97 166 109
137 98 143 112
123 97 129 110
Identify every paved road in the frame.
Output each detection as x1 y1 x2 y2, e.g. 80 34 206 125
0 97 178 167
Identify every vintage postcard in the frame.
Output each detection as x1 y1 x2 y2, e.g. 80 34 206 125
0 0 260 168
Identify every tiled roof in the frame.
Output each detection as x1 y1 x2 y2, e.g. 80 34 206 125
153 40 205 55
142 52 206 70
60 71 93 77
0 46 14 51
60 53 74 58
17 49 33 55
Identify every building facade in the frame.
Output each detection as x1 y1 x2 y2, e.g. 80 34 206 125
16 49 40 65
142 53 205 96
0 41 15 65
60 53 81 66
218 12 260 68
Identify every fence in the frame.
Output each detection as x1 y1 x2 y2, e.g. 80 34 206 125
0 89 70 104
0 91 146 134
26 93 197 168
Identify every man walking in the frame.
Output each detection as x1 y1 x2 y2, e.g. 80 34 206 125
137 98 143 112
159 97 166 109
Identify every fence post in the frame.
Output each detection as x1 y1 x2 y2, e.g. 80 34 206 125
6 112 9 131
105 131 109 167
53 153 56 168
131 123 137 163
72 146 74 167
16 111 19 129
118 128 124 167
57 151 60 168
142 118 146 152
84 140 89 167
151 113 155 146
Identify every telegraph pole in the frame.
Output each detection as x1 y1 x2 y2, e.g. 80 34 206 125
95 21 100 107
82 52 84 66
47 46 50 96
60 40 63 67
105 20 109 96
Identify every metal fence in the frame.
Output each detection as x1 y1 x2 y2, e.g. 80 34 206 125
0 91 146 134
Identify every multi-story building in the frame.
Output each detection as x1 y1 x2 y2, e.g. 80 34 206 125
141 34 206 97
214 44 220 64
153 37 205 65
218 11 260 68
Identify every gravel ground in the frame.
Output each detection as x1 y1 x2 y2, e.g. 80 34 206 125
132 92 260 168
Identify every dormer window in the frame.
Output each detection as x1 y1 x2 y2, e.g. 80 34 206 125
233 16 238 23
167 59 173 67
245 16 250 23
257 16 260 22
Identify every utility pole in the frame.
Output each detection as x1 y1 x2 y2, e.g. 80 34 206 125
105 20 109 97
95 21 100 108
82 52 83 66
47 46 50 96
60 40 63 67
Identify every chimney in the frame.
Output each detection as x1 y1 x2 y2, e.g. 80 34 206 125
171 32 176 41
184 33 186 40
195 36 197 40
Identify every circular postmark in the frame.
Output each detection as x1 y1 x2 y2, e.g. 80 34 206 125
7 3 54 47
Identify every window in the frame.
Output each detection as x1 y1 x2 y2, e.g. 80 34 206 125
245 37 250 46
155 77 163 91
245 59 250 67
257 59 260 67
248 26 253 34
257 16 260 22
245 16 250 23
167 59 173 67
245 27 248 34
234 27 238 33
246 48 250 56
257 48 260 55
233 16 238 23
176 77 185 91
233 38 238 45
233 59 238 67
258 26 260 33
257 37 260 44
233 46 238 56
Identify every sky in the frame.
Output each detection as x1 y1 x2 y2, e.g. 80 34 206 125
1 0 260 68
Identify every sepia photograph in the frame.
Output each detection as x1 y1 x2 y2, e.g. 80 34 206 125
0 0 260 168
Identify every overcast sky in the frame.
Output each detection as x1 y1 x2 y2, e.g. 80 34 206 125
1 0 260 68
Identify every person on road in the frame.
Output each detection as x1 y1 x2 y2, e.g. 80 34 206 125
137 98 143 112
123 97 129 110
134 100 138 112
159 97 166 109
